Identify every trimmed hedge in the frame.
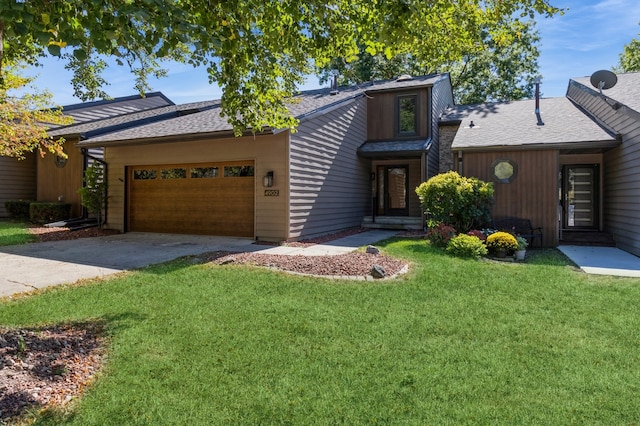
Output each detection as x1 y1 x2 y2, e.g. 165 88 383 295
4 200 33 221
29 202 71 224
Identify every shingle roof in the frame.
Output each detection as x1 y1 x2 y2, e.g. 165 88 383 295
55 92 174 125
357 139 432 158
571 72 640 113
441 97 619 150
77 74 448 146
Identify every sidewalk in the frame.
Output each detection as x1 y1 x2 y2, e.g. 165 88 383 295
558 245 640 278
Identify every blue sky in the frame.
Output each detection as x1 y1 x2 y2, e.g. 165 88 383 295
27 0 640 106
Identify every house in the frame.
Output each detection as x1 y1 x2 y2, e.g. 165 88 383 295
0 154 36 217
70 74 454 241
440 72 640 257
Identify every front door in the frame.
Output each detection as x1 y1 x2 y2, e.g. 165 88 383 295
377 165 409 216
562 165 599 229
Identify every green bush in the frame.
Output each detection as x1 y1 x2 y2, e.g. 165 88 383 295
446 234 488 258
416 171 494 233
29 202 71 224
4 200 33 220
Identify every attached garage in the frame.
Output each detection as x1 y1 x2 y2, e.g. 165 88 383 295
127 160 255 237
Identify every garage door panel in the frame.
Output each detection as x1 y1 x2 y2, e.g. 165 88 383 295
128 162 254 236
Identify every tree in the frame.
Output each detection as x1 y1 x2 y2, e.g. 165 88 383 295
616 25 640 72
0 63 72 159
319 19 543 105
78 162 107 228
1 0 562 140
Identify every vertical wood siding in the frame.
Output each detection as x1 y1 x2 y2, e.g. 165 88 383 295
0 155 36 217
461 149 559 246
289 98 369 239
103 133 289 240
568 82 640 256
367 88 429 140
37 139 84 218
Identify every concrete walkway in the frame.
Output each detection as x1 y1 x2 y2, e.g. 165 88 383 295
558 245 640 278
0 230 399 297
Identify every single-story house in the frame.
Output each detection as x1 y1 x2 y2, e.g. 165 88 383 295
52 74 455 241
440 72 640 257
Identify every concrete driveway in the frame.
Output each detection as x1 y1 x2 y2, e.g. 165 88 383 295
0 233 258 297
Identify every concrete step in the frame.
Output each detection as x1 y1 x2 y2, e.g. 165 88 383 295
362 216 423 230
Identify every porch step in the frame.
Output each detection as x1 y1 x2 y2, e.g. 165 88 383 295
560 230 616 247
362 216 423 231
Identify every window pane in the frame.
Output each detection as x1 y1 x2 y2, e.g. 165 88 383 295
161 168 187 179
133 169 157 180
224 165 255 177
191 167 218 178
398 96 417 134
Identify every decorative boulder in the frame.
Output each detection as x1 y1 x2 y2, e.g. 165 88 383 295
370 264 386 279
366 245 380 255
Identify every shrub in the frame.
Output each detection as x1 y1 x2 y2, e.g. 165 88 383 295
426 223 456 248
486 231 518 252
78 162 107 227
29 202 71 224
415 171 494 233
446 234 488 258
4 200 33 220
516 236 529 250
467 229 486 241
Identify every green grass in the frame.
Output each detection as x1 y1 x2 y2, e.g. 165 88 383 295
2 239 640 425
0 220 37 246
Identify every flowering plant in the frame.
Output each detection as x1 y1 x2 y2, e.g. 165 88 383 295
485 231 518 251
467 229 487 241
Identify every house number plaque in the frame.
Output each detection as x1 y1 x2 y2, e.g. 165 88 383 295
264 190 279 197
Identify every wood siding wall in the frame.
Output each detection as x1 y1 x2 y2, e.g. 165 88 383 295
103 132 289 240
0 155 36 217
367 88 429 141
289 97 369 239
459 149 559 246
568 82 640 256
37 140 84 218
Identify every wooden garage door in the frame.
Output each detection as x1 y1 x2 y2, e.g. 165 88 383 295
128 161 254 236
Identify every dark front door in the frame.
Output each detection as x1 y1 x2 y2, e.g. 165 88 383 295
377 165 409 216
562 165 599 230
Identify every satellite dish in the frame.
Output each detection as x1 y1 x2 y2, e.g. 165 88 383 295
590 70 618 93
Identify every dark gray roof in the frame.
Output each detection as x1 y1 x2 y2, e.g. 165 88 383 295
49 100 218 138
442 97 618 150
357 139 431 158
571 72 640 113
78 74 448 146
56 92 174 125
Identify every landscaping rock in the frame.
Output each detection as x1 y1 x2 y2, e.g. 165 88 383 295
370 264 386 279
366 245 380 255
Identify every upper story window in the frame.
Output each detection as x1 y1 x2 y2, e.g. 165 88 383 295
397 94 418 136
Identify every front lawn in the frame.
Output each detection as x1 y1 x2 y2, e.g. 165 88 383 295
1 239 640 424
0 220 37 246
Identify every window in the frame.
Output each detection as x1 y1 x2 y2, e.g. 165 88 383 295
491 159 518 183
133 169 157 180
190 167 218 178
224 165 255 177
397 95 418 135
161 168 187 179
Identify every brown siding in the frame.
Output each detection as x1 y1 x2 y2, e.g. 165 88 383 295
460 149 559 246
104 132 289 240
367 88 429 141
36 139 84 218
289 98 369 239
568 81 640 256
0 155 36 217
